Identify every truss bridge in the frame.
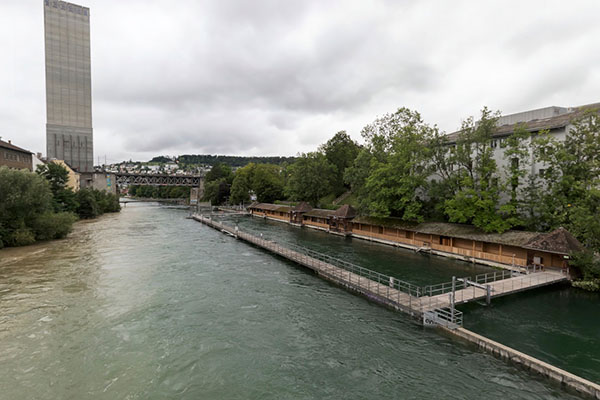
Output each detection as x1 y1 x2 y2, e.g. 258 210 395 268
115 172 204 187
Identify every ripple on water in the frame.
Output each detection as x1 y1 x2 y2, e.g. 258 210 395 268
0 204 588 399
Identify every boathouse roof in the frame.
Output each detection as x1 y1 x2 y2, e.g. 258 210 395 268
523 227 583 255
333 204 357 219
352 217 541 248
303 208 336 218
292 202 312 213
249 202 292 212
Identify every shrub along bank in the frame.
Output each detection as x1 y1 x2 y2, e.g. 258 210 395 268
0 166 120 248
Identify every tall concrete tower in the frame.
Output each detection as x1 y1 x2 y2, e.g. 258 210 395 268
44 0 93 172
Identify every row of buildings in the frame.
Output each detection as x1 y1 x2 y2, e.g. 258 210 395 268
0 137 116 194
247 202 581 272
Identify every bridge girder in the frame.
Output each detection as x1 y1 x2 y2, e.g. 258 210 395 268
115 173 204 187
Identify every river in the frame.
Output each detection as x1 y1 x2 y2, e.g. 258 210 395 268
0 202 591 399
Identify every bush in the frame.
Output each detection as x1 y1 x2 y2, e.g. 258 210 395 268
76 189 100 219
32 212 78 241
572 280 600 292
569 250 600 281
76 188 121 219
9 228 36 247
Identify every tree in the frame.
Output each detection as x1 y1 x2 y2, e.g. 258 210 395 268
532 109 600 250
76 189 100 219
356 108 437 220
230 163 255 204
36 162 78 213
205 162 234 184
343 149 375 213
203 180 231 205
0 167 76 247
285 152 335 206
500 124 530 226
252 164 284 203
443 107 515 233
319 131 360 196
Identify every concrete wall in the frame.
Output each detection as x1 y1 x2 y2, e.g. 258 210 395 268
81 172 117 194
44 0 93 173
445 327 600 399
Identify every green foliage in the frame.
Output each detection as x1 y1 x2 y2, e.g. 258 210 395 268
569 250 600 284
31 212 78 241
358 108 436 221
76 188 120 219
205 162 234 184
148 156 173 163
344 149 375 213
251 164 284 203
129 185 190 199
203 180 231 205
0 167 54 246
36 163 78 213
177 154 295 168
319 131 360 196
443 107 517 233
230 164 255 204
285 152 336 206
76 189 100 219
0 167 79 246
10 228 36 247
529 109 600 250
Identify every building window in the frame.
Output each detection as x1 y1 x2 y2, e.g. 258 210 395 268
538 168 545 176
491 140 498 149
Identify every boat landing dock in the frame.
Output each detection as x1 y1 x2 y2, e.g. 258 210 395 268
194 214 568 328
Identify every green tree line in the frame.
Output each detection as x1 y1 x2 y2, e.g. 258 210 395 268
204 106 600 286
128 185 191 199
0 164 120 248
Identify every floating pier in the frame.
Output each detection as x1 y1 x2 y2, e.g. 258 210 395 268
194 215 567 328
194 214 600 399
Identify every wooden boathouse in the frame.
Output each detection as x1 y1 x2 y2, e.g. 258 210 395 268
247 202 583 272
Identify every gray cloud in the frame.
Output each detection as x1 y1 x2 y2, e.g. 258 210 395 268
1 0 600 163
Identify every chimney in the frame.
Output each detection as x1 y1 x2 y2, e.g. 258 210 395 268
37 152 43 159
8 140 11 144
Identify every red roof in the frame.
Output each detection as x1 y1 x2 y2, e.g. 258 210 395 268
0 139 32 154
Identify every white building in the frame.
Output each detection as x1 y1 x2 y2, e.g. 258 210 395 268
444 102 600 177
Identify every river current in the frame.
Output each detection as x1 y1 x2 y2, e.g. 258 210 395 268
0 202 591 399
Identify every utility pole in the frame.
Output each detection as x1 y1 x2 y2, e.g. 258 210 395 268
450 276 456 323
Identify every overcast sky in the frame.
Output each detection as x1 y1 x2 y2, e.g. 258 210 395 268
1 0 600 163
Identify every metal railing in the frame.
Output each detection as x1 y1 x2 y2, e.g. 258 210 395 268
422 269 519 297
195 215 565 329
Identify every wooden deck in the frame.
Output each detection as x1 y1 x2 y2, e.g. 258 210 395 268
420 272 567 312
194 215 568 327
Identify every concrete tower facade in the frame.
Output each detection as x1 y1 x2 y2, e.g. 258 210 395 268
44 0 93 172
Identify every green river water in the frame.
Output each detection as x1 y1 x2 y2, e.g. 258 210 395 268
0 202 596 399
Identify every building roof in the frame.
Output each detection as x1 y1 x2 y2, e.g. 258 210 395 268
352 217 541 248
249 202 292 213
333 204 357 219
304 208 336 218
445 102 600 143
292 202 312 213
0 139 32 154
523 227 583 255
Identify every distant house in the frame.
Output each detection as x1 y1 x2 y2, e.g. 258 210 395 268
32 152 45 171
0 139 33 171
50 159 80 191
